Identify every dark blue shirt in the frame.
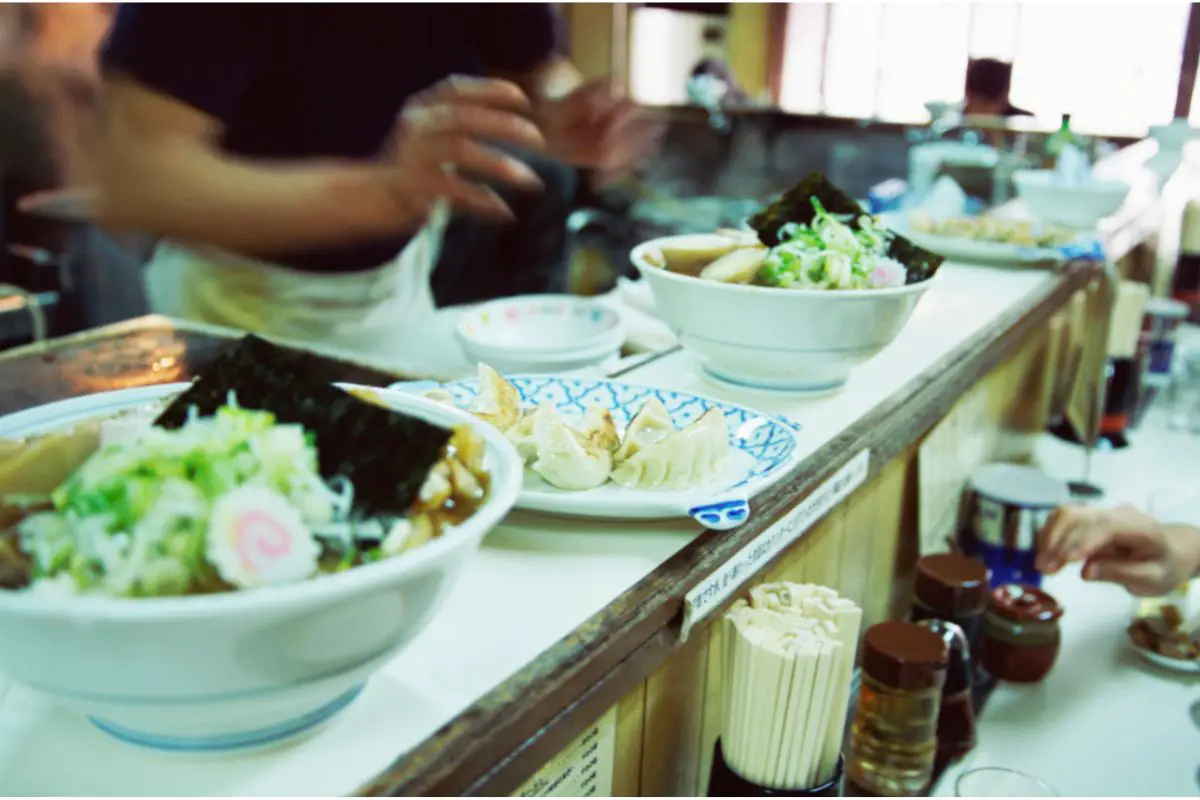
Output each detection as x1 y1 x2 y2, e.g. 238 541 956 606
101 3 560 273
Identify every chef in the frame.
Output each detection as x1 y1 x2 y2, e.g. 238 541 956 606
93 4 656 365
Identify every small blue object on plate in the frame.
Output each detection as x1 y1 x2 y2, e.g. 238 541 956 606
391 375 804 529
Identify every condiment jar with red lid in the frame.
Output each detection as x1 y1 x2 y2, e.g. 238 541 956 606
911 554 991 650
978 584 1064 683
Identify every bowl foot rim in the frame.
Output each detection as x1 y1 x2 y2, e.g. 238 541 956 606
702 364 848 394
87 682 365 753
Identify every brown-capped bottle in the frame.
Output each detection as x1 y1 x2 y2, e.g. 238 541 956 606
914 619 977 774
910 554 990 653
846 621 949 797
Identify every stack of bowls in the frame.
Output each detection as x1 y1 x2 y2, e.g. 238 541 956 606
455 294 624 374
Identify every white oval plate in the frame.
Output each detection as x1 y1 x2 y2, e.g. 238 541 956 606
1130 641 1200 675
387 375 804 529
900 227 1065 266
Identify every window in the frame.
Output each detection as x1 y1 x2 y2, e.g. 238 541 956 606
1010 3 1187 136
628 6 726 106
778 2 1191 137
874 3 971 124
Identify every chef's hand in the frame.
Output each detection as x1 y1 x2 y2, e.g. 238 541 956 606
385 76 546 223
1036 504 1200 596
536 78 662 187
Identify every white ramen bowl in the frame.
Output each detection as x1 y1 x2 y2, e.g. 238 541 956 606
0 383 523 753
631 235 936 392
1012 169 1131 230
455 295 624 373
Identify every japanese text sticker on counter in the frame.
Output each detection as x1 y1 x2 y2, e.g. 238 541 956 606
681 449 870 640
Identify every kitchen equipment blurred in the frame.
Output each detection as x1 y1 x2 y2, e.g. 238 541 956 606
955 767 1057 797
978 584 1064 683
1140 297 1191 384
1172 200 1200 324
1148 118 1199 185
962 464 1068 588
907 142 998 207
1012 169 1131 230
454 295 624 374
1096 280 1149 447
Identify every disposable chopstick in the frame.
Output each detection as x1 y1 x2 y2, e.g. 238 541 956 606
771 629 818 788
797 634 840 788
817 601 863 784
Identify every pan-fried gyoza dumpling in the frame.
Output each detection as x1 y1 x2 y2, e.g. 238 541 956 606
470 364 521 431
613 397 676 463
610 408 729 491
505 404 557 464
578 405 620 453
531 413 613 491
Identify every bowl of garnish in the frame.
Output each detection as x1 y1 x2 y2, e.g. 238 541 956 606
0 335 523 752
631 172 943 392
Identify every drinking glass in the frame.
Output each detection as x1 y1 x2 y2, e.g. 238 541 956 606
955 767 1057 797
1165 347 1200 432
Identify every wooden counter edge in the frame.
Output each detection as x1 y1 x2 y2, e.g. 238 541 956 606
356 263 1103 798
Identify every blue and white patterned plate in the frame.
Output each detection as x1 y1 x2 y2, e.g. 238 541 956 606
389 375 803 530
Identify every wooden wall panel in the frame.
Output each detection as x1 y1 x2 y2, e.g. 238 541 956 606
638 628 711 797
612 683 647 797
727 3 771 102
559 3 627 85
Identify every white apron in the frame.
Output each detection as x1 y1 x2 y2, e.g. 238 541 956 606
143 204 450 371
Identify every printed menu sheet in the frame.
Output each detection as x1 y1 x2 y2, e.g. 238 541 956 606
513 707 617 797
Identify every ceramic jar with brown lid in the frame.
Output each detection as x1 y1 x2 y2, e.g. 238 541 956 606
911 554 990 651
979 584 1064 683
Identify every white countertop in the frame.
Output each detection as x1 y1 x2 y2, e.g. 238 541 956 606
0 263 1082 796
934 398 1200 797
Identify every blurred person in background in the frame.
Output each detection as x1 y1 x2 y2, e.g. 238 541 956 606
686 24 748 111
962 58 1033 120
1038 504 1200 596
92 5 658 364
0 5 104 274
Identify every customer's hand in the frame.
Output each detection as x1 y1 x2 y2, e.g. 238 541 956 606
1036 504 1200 596
536 78 662 187
385 76 546 223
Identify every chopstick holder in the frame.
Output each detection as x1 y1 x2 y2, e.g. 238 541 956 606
712 583 862 797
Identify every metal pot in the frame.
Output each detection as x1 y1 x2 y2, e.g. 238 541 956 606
961 464 1068 588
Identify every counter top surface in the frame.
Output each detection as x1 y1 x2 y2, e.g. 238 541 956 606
0 262 1085 795
935 390 1200 797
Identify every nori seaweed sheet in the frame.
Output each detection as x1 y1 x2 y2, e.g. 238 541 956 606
154 335 452 518
748 171 945 284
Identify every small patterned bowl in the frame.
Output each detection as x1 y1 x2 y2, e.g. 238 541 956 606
455 295 624 373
